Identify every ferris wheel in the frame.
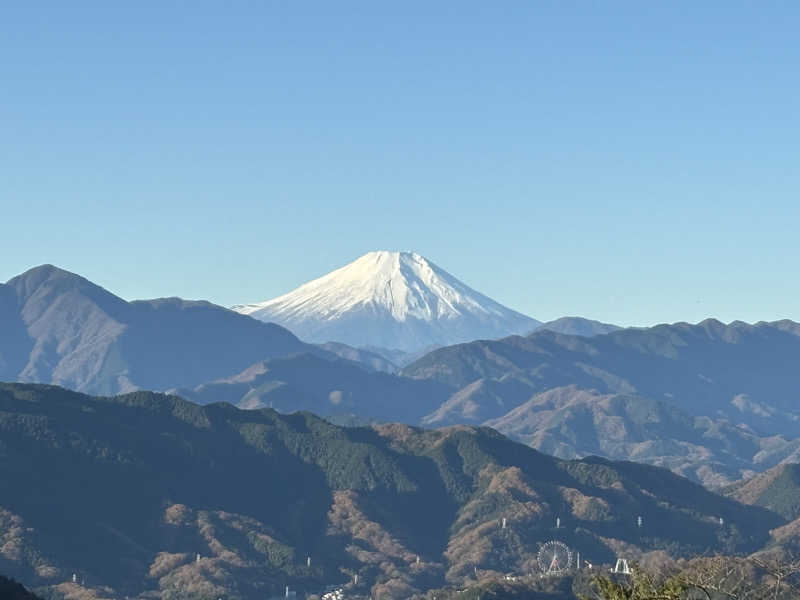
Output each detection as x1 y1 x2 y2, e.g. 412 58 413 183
537 540 572 575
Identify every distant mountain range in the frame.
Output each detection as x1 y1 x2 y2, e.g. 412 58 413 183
6 262 800 597
405 319 800 437
484 386 800 488
232 251 540 353
5 263 800 488
0 383 781 600
403 320 800 486
0 262 621 395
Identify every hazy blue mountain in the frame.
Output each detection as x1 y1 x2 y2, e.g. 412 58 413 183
361 344 415 366
533 316 622 337
484 386 800 488
0 283 33 380
421 376 535 426
404 319 800 437
361 344 441 368
172 352 449 423
314 341 398 373
168 313 800 486
0 265 312 394
0 383 780 600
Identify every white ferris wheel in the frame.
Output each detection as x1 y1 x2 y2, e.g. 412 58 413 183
537 540 572 575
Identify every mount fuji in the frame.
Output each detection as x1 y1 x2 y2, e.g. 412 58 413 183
232 251 540 352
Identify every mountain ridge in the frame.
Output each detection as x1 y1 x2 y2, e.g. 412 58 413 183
403 319 800 436
171 352 449 423
0 265 313 394
533 317 622 337
482 386 800 488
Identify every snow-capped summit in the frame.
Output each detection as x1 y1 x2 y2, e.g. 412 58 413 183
232 251 539 353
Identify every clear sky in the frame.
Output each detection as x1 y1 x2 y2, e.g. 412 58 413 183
2 2 798 326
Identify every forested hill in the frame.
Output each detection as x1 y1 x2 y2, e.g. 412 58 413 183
0 383 782 600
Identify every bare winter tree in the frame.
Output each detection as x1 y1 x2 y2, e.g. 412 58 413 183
587 554 800 600
749 555 800 600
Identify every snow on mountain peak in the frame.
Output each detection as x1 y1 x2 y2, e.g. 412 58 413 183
232 251 539 352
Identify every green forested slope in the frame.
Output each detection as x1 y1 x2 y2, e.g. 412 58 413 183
0 383 782 600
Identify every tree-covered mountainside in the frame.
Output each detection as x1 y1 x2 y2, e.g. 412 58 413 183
723 464 800 522
0 383 782 600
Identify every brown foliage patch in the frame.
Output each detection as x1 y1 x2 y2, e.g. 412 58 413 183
0 506 61 582
559 487 612 521
163 503 193 526
148 552 192 579
327 491 414 562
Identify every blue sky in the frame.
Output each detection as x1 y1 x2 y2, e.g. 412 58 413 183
2 2 798 325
